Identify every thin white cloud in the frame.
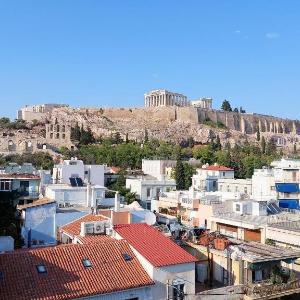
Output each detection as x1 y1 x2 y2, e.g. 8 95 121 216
266 32 280 39
234 30 241 34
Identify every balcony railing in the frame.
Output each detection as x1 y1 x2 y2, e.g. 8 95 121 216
245 279 300 299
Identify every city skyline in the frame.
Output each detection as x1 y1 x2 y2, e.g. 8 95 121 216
1 1 300 119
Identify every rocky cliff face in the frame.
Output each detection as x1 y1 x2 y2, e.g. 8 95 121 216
46 106 298 149
1 106 298 155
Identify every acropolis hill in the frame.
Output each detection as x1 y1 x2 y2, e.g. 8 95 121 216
3 92 300 155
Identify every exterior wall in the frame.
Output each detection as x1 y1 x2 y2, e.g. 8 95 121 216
76 286 154 300
53 160 105 186
142 160 176 180
266 226 300 247
218 178 252 195
126 178 176 202
21 202 56 247
197 203 214 229
84 165 105 186
252 169 276 200
45 185 105 208
192 168 234 192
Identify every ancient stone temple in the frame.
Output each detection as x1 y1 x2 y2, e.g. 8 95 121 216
144 89 189 107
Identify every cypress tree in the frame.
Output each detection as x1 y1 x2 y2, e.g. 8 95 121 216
175 159 185 190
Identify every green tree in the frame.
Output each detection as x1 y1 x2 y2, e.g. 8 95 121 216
71 122 81 141
183 163 196 190
80 127 95 145
256 128 261 141
193 146 214 164
174 159 185 190
261 136 266 154
221 100 232 112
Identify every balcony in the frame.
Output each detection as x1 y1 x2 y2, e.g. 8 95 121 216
244 279 300 300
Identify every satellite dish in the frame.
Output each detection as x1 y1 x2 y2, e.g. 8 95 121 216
144 211 156 226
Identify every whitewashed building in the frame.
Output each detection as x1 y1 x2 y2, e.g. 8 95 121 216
192 164 234 192
52 158 105 186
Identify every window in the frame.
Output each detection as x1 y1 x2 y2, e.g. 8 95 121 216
227 185 230 192
146 188 151 198
36 264 47 274
172 279 185 300
235 186 238 193
236 204 241 212
122 253 132 261
223 172 226 177
82 259 92 268
62 134 65 139
50 133 53 139
0 180 11 191
244 187 248 194
56 133 59 139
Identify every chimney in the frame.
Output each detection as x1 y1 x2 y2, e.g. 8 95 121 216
114 191 120 212
80 222 86 237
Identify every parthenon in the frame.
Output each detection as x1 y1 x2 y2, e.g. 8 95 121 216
144 89 189 107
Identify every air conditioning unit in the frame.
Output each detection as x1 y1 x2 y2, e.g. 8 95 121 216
94 221 105 234
80 222 95 236
103 220 111 229
106 227 113 236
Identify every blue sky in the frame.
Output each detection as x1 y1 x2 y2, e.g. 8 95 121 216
0 1 300 119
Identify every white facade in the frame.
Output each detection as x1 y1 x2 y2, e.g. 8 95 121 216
126 177 176 202
218 178 252 196
142 159 176 181
192 166 234 192
252 168 276 200
144 89 189 107
114 232 196 300
53 158 105 186
76 287 154 300
45 184 106 208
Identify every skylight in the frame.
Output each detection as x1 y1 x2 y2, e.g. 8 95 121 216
82 258 92 268
122 253 132 262
36 264 47 274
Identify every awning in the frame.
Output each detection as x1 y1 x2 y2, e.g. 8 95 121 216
278 199 299 209
275 183 299 193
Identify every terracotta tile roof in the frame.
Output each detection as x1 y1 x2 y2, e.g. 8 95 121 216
17 198 55 210
60 214 108 237
204 165 233 171
76 234 113 244
0 173 40 179
114 223 197 267
0 241 154 300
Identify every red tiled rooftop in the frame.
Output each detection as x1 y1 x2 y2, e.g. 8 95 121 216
76 234 113 244
114 223 197 267
204 165 233 171
0 241 154 300
60 214 108 237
